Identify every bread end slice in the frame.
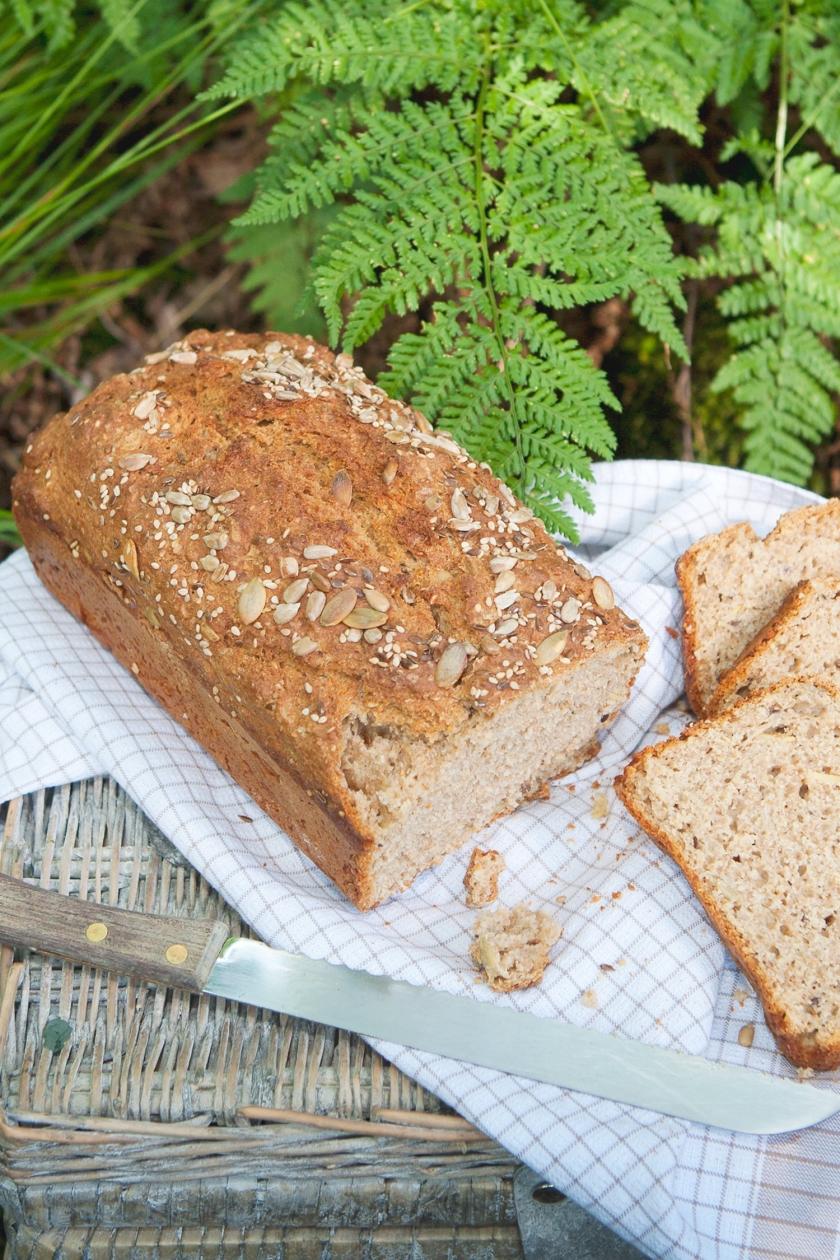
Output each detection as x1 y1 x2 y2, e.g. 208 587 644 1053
711 579 840 713
616 678 840 1069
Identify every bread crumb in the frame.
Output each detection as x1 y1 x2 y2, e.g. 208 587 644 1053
470 904 560 993
590 790 610 820
654 721 670 735
737 1023 755 1048
463 847 505 908
581 988 598 1009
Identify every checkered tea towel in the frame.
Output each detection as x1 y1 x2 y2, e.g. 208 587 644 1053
0 458 837 1260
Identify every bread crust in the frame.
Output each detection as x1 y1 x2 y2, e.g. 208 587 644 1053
13 329 645 909
615 678 840 1069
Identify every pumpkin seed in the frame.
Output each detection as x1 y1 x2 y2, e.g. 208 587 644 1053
306 590 327 621
435 642 469 687
273 602 299 625
343 607 388 629
450 488 470 520
535 630 568 666
238 578 266 625
292 636 319 657
592 576 615 610
382 459 398 485
119 453 155 471
331 470 353 505
284 577 309 603
321 588 358 626
494 570 516 594
495 588 519 611
304 544 337 560
490 556 517 573
364 589 390 613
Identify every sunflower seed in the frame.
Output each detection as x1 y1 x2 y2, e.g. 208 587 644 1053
321 588 358 626
382 459 399 485
191 494 211 510
559 597 581 624
303 544 337 560
203 532 228 550
535 630 568 666
273 602 300 625
450 519 479 532
292 636 318 657
592 576 615 610
493 618 518 638
166 490 192 506
119 453 155 471
363 628 382 643
309 569 331 593
483 493 500 516
364 589 390 613
122 540 139 578
213 489 240 504
541 579 557 601
343 607 388 629
284 577 309 603
415 412 433 434
384 431 409 445
170 350 197 365
200 554 220 572
170 506 192 525
450 488 470 520
345 627 363 642
435 642 469 688
480 633 501 654
211 562 229 582
490 556 517 573
306 590 327 621
279 556 299 578
238 578 266 625
508 507 533 524
331 470 353 505
494 570 516 594
495 588 519 611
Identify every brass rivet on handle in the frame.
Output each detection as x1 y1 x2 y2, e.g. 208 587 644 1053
85 922 108 944
165 944 189 966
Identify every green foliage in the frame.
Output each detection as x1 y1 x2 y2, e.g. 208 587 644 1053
213 0 699 537
0 2 259 378
0 508 21 548
658 0 840 486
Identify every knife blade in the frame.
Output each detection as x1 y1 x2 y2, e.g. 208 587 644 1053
0 872 836 1135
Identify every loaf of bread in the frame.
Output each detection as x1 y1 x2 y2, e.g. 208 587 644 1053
677 501 840 714
617 678 840 1069
711 579 840 712
13 330 646 909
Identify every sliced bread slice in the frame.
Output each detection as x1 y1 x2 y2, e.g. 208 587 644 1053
676 500 840 714
616 678 840 1069
711 580 840 713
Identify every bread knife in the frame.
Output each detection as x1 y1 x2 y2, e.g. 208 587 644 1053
0 872 836 1135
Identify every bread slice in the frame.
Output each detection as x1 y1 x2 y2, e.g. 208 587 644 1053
676 501 840 714
470 904 560 992
616 678 840 1069
711 580 840 713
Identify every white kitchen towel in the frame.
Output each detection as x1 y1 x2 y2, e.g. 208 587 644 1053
0 458 837 1260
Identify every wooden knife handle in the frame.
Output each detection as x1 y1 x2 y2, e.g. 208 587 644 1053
0 872 230 992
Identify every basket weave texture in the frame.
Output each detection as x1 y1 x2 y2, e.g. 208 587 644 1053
0 778 521 1259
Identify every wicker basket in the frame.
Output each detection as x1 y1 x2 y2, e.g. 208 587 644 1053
0 779 522 1259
